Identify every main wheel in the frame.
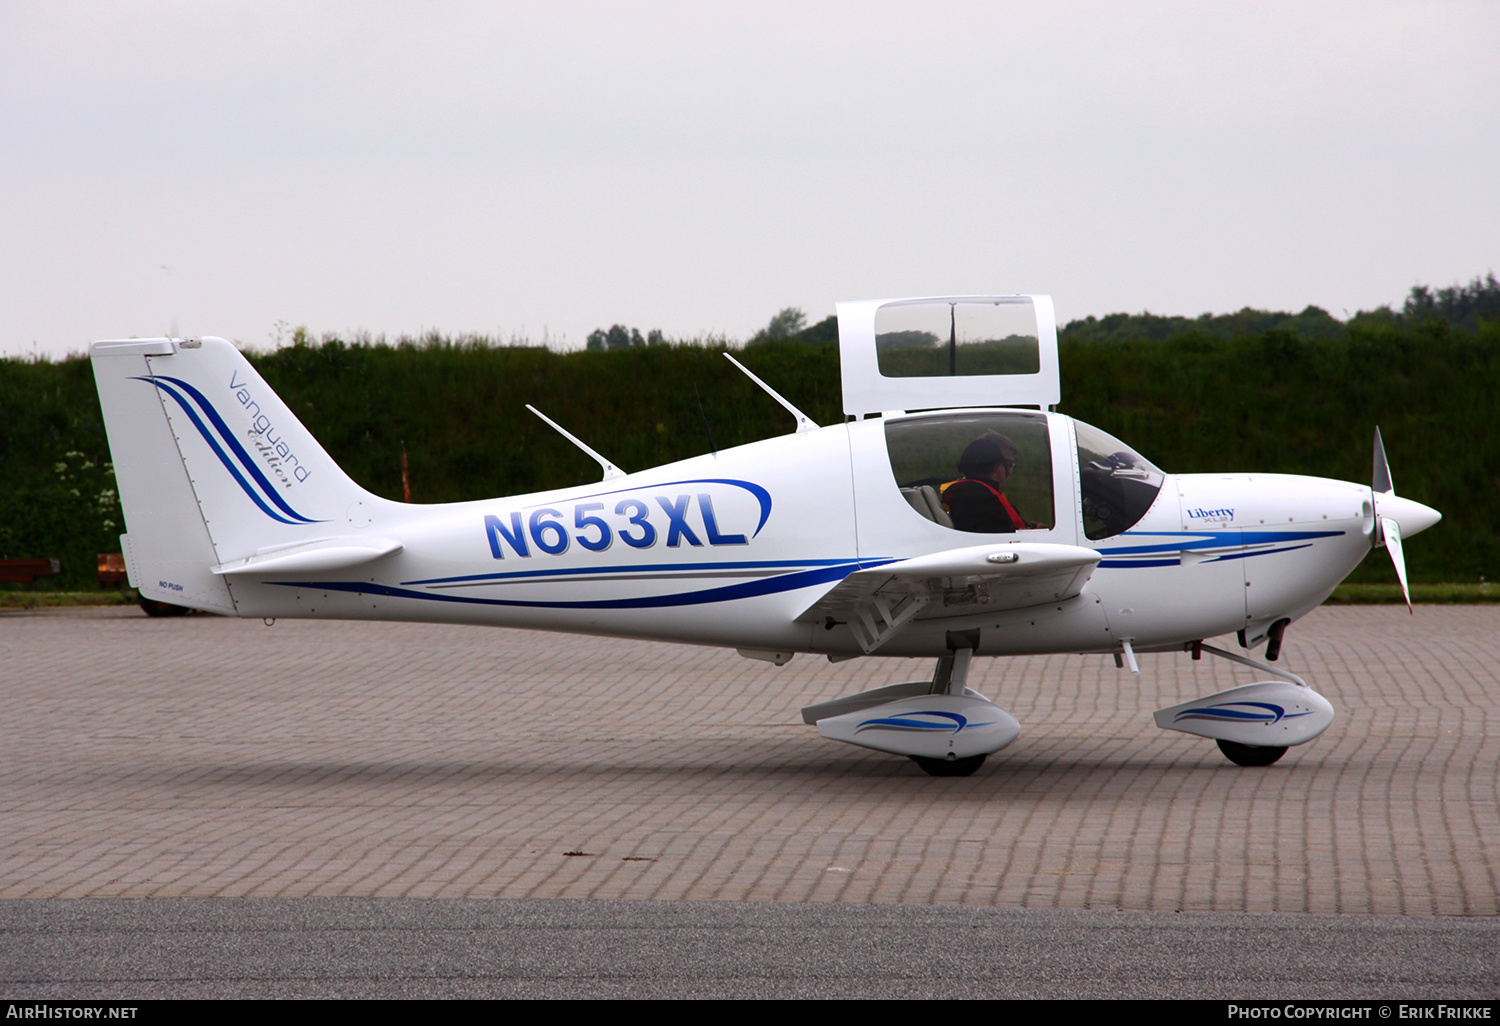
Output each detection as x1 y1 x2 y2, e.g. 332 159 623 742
1216 739 1288 767
138 597 189 617
910 754 987 777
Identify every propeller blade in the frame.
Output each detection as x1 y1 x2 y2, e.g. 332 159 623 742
1369 427 1436 610
1381 516 1413 613
1373 426 1393 495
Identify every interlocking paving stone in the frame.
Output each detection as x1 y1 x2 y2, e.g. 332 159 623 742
1 605 1496 914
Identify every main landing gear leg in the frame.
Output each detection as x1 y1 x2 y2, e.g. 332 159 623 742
803 642 1019 773
910 649 988 778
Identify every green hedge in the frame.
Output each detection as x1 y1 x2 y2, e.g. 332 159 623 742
3 320 1493 589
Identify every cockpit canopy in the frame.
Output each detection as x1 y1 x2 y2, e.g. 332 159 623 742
882 412 1165 541
836 295 1061 416
841 294 1166 540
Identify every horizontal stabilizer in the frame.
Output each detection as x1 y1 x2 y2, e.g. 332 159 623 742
797 542 1101 653
212 537 403 576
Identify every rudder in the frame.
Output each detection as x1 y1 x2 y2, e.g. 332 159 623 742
91 336 378 613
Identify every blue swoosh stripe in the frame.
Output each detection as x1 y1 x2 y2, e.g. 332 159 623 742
1173 702 1305 724
137 375 325 524
404 557 865 587
1099 542 1318 569
1098 558 1181 569
1097 530 1344 557
855 720 962 733
143 378 306 525
153 375 323 523
271 561 857 610
1203 544 1313 563
1175 708 1281 723
854 711 998 735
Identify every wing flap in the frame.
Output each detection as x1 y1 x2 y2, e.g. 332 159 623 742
797 542 1101 653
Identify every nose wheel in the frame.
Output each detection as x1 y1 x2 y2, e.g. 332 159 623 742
1216 740 1288 767
1155 643 1333 767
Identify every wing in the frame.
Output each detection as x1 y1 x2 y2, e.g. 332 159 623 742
796 542 1102 653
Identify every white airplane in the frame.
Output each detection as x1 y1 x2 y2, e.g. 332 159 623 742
90 295 1440 776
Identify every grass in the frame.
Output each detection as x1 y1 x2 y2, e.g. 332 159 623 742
1323 582 1498 604
0 590 136 609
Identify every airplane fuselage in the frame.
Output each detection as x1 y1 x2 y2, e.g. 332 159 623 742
218 410 1376 660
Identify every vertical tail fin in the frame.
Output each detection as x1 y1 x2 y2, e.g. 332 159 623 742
91 336 379 612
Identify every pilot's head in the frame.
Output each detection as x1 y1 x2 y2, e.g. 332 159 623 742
958 433 1018 486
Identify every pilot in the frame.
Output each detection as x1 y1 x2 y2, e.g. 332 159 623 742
941 433 1032 533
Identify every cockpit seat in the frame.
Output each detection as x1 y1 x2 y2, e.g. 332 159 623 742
900 485 954 528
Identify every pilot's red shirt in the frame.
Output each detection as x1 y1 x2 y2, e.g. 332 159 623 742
941 478 1027 533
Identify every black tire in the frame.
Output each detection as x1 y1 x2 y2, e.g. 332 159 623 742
1216 739 1288 767
910 754 987 777
138 597 189 617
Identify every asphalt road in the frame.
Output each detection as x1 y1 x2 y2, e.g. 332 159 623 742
4 898 1497 999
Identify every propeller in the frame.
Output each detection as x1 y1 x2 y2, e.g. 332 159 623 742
1371 427 1442 613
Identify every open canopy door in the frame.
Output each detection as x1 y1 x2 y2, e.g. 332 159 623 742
836 295 1060 417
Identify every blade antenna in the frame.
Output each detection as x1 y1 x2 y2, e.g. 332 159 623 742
722 353 818 433
948 303 957 376
526 405 626 481
694 384 717 458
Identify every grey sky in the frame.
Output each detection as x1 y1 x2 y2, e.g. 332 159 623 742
3 1 1496 358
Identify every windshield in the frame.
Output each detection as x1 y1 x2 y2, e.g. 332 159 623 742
1074 421 1165 540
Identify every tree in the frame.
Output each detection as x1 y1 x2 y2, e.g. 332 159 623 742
587 324 649 350
752 307 808 343
1403 272 1500 331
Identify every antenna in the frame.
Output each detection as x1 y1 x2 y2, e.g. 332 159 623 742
525 405 627 481
400 440 411 502
722 353 818 433
694 384 717 458
948 303 957 376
